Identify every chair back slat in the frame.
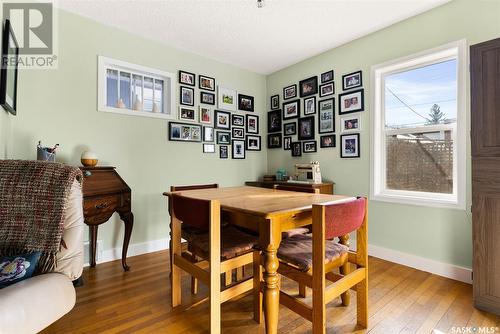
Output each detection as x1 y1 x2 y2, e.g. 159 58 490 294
324 197 366 239
171 194 211 230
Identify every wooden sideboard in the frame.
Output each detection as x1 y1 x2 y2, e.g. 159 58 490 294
80 167 133 271
245 180 334 194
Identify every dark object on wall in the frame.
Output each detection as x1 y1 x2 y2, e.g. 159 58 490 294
268 133 282 149
471 37 500 316
299 76 318 97
298 116 315 140
342 70 362 91
238 94 254 112
0 19 19 115
268 109 282 133
80 166 133 271
320 134 336 148
291 142 302 157
321 70 334 83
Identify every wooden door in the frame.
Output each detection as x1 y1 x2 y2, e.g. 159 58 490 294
471 37 500 315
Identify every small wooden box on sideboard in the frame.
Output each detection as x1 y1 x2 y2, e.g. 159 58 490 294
245 180 334 194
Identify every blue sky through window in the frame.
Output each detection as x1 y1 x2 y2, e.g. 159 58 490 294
385 59 457 128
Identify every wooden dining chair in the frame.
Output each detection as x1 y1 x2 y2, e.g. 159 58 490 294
271 197 368 334
170 193 261 332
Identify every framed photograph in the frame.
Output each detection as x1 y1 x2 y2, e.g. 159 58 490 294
268 110 282 133
199 75 215 91
339 89 364 114
238 94 254 112
268 133 282 149
232 127 245 139
303 96 316 115
232 140 246 159
319 82 335 97
203 126 214 142
283 136 292 150
340 115 361 133
214 110 231 129
271 95 280 110
284 122 296 136
291 142 302 157
318 98 335 133
342 71 362 91
218 87 237 111
246 135 261 151
283 84 297 100
169 122 202 142
303 141 317 153
298 116 315 140
180 86 194 106
217 131 231 144
203 143 215 153
282 100 300 120
321 70 334 83
0 20 18 115
299 76 318 98
232 114 245 127
341 133 360 158
179 70 195 86
320 134 336 148
200 91 215 105
178 106 197 122
199 106 212 124
219 145 229 159
246 114 259 134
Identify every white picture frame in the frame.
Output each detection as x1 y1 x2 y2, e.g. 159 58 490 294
199 106 212 124
178 106 197 122
217 86 237 111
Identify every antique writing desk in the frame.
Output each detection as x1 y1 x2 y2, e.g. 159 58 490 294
164 186 352 334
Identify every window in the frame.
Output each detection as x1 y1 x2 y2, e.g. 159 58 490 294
371 40 466 209
98 56 175 119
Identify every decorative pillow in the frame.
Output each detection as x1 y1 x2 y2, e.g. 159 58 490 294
0 252 41 289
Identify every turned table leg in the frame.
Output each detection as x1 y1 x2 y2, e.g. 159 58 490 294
119 211 134 271
89 224 98 268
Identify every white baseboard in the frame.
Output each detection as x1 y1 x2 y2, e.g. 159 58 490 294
84 238 472 284
367 244 472 284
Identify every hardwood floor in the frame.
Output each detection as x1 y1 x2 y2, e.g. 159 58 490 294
42 251 499 334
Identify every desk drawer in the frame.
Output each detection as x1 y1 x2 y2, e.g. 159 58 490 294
84 195 119 217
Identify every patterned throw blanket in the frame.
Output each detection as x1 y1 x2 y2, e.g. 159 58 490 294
0 160 82 273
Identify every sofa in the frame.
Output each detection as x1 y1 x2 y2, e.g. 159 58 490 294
0 179 84 334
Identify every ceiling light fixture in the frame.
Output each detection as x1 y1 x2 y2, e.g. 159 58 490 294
257 0 264 8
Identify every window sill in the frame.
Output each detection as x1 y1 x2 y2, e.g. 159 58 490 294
370 191 464 210
98 106 174 120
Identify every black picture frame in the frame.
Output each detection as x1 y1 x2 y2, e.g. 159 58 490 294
246 114 259 134
342 70 363 91
271 94 280 110
214 110 231 129
232 139 246 159
238 94 254 112
338 89 364 115
219 145 229 159
291 142 302 157
283 84 297 100
246 135 261 151
283 122 296 136
282 99 300 120
321 70 334 83
179 70 195 86
320 134 336 148
303 96 316 115
267 110 282 133
1 20 19 116
283 136 292 150
298 116 315 140
216 131 231 144
268 133 282 149
199 74 216 91
319 82 335 97
203 126 214 142
180 86 195 106
340 133 360 158
200 91 215 105
303 140 317 153
168 122 202 142
232 127 245 139
232 114 245 127
299 76 318 98
318 98 335 134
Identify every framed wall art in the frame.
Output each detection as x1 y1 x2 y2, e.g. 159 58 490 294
179 70 195 86
283 100 300 120
214 110 231 129
217 131 231 144
232 139 246 159
340 114 361 133
180 86 194 106
220 145 229 159
199 106 212 124
284 122 296 136
291 142 302 157
218 86 237 111
199 75 215 91
298 116 315 140
200 91 215 105
169 122 202 142
246 114 259 134
303 96 316 115
246 135 261 151
271 95 279 110
283 136 292 150
232 127 245 139
0 19 19 115
340 133 360 158
299 76 318 97
238 94 254 112
203 126 214 142
203 143 215 153
232 114 245 127
339 89 364 114
268 110 282 133
283 84 297 100
268 133 282 149
303 141 317 153
319 82 334 97
179 106 197 122
342 70 362 91
318 98 335 133
320 134 336 148
321 70 334 83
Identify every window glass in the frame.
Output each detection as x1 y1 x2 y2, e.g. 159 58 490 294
143 77 154 112
106 69 118 108
119 72 131 109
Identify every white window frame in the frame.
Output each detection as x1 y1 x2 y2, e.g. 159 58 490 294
97 56 175 119
370 40 467 209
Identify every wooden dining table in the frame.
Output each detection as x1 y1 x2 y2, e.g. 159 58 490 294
164 186 353 334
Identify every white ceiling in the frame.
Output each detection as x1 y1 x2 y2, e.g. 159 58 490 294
56 0 451 75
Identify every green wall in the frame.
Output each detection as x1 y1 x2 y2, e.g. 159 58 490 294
2 9 267 252
266 0 500 269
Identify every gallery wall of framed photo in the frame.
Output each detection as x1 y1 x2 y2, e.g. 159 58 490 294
170 70 261 159
267 68 364 159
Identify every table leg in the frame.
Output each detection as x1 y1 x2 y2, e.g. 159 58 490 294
119 211 134 271
259 219 282 334
89 225 98 267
